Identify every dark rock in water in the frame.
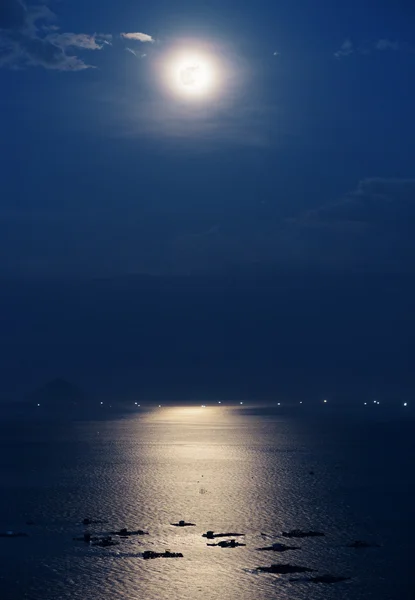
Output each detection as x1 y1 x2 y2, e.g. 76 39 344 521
110 528 148 537
0 531 28 538
143 550 183 559
257 543 301 552
346 540 380 549
257 564 316 574
171 520 195 527
310 575 351 584
203 531 215 539
202 531 244 539
282 529 324 539
92 536 119 548
207 540 246 548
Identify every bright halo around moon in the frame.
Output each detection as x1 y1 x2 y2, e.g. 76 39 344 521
164 50 219 99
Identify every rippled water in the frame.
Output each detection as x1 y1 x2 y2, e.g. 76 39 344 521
0 406 413 600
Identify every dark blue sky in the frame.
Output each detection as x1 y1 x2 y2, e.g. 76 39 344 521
1 0 415 400
1 0 415 277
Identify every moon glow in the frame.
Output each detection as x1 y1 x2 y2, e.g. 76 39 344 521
163 50 219 99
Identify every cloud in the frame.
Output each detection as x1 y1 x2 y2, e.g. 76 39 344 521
335 38 403 59
45 32 112 51
121 32 154 43
172 178 415 274
375 38 399 51
115 97 277 151
334 39 353 59
302 178 415 224
21 35 93 70
0 0 109 70
283 178 415 271
125 47 146 58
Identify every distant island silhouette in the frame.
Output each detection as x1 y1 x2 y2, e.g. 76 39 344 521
30 378 85 410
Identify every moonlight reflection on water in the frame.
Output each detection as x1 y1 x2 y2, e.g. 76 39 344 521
0 406 413 600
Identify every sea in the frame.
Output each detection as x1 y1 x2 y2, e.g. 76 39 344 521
0 404 413 600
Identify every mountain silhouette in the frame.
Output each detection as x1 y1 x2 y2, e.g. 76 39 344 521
30 378 84 408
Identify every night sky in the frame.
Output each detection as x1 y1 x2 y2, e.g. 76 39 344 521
1 0 415 401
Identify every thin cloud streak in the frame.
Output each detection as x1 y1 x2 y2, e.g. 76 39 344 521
125 47 146 58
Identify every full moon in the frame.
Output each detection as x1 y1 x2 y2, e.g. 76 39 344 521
163 50 219 99
176 58 212 93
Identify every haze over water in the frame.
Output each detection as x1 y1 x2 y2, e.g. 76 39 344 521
0 405 413 600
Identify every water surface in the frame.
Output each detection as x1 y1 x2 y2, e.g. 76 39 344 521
0 406 413 599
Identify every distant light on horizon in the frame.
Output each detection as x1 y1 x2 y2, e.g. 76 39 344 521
218 401 221 404
364 402 367 405
277 403 281 406
158 405 162 408
100 402 103 405
37 403 40 407
323 399 328 403
403 402 408 407
300 401 303 404
201 405 206 408
240 402 243 405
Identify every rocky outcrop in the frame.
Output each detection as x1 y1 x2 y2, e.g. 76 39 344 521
92 536 119 548
202 531 244 539
171 521 195 527
110 528 148 537
256 542 300 552
282 529 324 538
207 540 246 548
143 550 183 559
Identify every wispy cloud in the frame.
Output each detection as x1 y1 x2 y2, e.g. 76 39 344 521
334 39 353 59
125 47 146 59
121 32 154 43
115 98 277 150
0 0 110 70
45 32 112 51
335 37 403 59
173 178 415 274
375 38 399 51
